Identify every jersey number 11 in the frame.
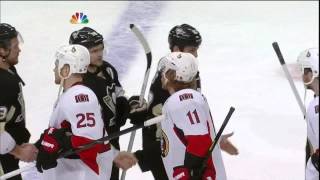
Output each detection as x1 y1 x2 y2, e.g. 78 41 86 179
187 109 200 124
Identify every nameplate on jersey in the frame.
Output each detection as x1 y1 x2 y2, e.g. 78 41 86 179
0 106 7 120
75 94 89 103
179 93 193 101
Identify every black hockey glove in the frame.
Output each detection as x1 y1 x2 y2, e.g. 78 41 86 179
36 127 72 173
184 152 215 180
311 149 319 171
128 96 147 125
115 96 130 128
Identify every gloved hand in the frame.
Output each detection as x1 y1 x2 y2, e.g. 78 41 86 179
36 127 71 173
173 166 215 180
311 149 319 171
173 166 190 180
201 167 215 180
128 96 147 125
115 96 130 127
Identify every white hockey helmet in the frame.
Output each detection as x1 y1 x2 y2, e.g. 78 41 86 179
297 48 319 84
161 52 198 83
54 44 90 78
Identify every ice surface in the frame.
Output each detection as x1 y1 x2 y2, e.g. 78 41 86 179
1 1 318 180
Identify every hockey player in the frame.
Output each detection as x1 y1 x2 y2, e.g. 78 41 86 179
35 44 137 180
0 23 38 180
297 48 319 180
160 52 226 180
131 24 238 179
69 27 145 180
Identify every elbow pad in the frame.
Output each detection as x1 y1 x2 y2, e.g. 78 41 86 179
0 131 16 154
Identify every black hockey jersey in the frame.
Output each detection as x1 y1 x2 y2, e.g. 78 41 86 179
83 61 125 149
0 66 30 180
0 67 30 145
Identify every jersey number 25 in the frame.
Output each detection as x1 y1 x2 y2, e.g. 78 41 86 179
76 112 96 128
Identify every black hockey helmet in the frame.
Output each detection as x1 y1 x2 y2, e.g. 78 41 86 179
168 24 202 51
69 27 104 49
0 23 18 49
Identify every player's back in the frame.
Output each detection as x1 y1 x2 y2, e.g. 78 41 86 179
50 84 104 139
44 84 113 180
161 88 226 180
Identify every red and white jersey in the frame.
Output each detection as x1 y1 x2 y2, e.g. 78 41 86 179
161 88 226 180
306 96 319 180
42 84 113 180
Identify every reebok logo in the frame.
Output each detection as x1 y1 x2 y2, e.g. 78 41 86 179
175 172 185 179
41 141 54 149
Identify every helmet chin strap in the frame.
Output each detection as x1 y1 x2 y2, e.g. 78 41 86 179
303 87 307 118
57 68 70 100
57 78 65 100
304 76 315 86
161 71 169 89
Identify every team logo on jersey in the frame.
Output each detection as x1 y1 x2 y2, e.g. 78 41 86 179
71 46 76 53
70 12 89 24
0 106 7 120
161 129 169 157
103 84 116 126
15 85 25 123
306 51 311 57
315 105 319 114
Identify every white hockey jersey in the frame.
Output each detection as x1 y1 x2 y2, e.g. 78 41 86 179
42 84 113 180
306 96 319 180
161 88 226 180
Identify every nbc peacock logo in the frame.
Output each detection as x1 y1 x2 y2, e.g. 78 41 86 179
70 12 89 24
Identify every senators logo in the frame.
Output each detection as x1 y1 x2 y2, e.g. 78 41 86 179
161 129 169 157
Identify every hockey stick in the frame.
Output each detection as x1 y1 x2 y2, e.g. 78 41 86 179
121 24 152 180
272 42 313 167
0 115 164 180
0 163 35 180
272 42 306 118
195 107 235 179
0 162 4 177
61 115 162 157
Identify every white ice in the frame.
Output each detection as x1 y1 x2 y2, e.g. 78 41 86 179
1 1 319 180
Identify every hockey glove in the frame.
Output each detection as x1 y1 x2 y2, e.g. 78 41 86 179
173 166 191 180
36 127 72 173
311 149 319 171
128 95 147 125
115 96 130 127
185 151 216 180
189 165 215 180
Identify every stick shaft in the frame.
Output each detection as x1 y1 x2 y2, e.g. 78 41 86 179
272 42 306 117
